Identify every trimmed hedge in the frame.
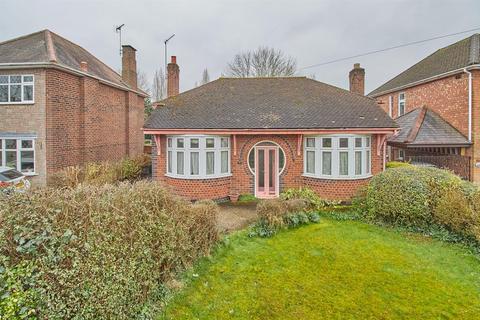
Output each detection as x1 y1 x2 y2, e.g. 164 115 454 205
361 166 480 245
0 181 218 319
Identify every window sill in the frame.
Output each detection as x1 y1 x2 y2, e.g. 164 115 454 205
23 172 38 177
165 173 232 180
0 102 35 105
302 173 372 181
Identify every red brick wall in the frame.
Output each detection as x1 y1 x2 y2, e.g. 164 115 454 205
151 134 384 201
45 69 144 181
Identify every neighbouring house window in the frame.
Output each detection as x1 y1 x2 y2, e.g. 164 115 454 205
0 138 35 174
303 135 372 179
398 149 405 160
0 75 34 104
388 96 393 117
166 135 230 179
398 93 406 116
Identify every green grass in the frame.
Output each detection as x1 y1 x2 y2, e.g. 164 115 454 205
159 219 480 319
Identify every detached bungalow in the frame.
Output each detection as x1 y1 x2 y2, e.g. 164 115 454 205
144 58 397 201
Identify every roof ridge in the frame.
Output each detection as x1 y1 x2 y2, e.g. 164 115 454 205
0 29 46 47
152 78 224 104
220 76 307 79
47 30 128 86
468 33 480 65
44 30 57 62
405 106 427 143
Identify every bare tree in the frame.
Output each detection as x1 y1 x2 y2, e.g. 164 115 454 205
200 68 210 85
137 71 151 94
151 68 166 101
226 46 297 77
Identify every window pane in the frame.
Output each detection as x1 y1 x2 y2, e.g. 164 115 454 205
10 85 21 102
190 138 199 148
190 152 199 175
366 137 370 147
167 138 172 148
20 151 34 173
366 150 371 173
355 151 362 175
355 138 362 148
6 151 17 168
23 85 33 101
322 138 332 148
23 76 33 82
248 150 255 172
206 138 214 148
0 76 8 84
0 85 7 102
176 151 184 174
206 151 215 174
10 76 21 83
306 138 315 148
167 151 172 173
21 140 33 149
5 139 16 149
322 152 332 175
221 151 228 173
339 138 349 148
339 151 349 175
306 151 315 174
0 139 2 166
221 137 229 148
177 138 184 148
279 149 285 172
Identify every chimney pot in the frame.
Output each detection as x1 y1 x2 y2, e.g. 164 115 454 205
167 55 180 97
80 61 88 72
349 63 365 95
122 45 137 89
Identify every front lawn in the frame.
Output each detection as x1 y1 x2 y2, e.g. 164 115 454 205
160 218 480 319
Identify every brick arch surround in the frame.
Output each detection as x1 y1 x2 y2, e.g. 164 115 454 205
152 134 381 201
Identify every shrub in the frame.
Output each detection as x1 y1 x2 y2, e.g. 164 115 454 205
0 181 218 319
51 154 151 188
256 199 287 230
385 161 412 169
280 187 339 211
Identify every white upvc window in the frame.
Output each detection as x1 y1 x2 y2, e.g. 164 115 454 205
0 138 35 174
0 75 34 104
398 92 406 116
388 95 393 117
166 135 231 179
303 135 371 180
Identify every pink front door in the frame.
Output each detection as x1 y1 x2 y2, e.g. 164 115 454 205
255 146 279 198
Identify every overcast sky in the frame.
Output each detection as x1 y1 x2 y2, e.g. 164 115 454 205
2 0 480 94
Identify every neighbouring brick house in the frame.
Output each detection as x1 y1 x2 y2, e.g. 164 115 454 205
369 33 480 181
0 30 146 186
144 57 396 201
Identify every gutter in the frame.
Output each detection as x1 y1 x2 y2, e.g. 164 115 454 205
0 62 148 97
464 68 473 142
369 64 480 98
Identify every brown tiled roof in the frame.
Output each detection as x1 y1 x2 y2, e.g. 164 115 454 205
0 30 131 90
369 33 480 97
145 77 397 130
388 107 470 147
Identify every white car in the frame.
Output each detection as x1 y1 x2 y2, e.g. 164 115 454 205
0 167 31 193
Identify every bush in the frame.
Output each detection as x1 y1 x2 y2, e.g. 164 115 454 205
250 198 320 237
0 181 218 319
51 154 151 188
385 161 412 169
280 187 339 211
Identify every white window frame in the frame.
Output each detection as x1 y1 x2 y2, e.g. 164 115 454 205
0 75 35 104
303 134 372 180
166 135 231 179
388 95 393 117
0 137 36 175
398 92 406 116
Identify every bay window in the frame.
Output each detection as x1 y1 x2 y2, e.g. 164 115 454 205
304 135 371 179
0 75 34 104
0 137 35 174
166 135 231 179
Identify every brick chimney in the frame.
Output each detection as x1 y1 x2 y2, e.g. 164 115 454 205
349 63 365 95
167 56 180 97
80 61 88 72
122 45 137 89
